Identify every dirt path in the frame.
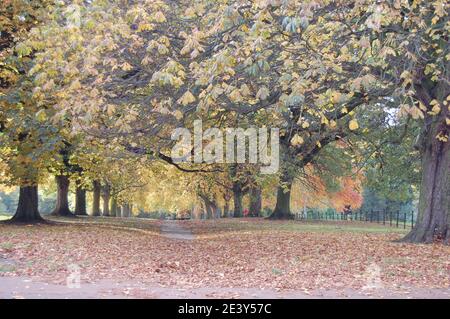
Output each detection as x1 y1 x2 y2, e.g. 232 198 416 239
160 220 195 240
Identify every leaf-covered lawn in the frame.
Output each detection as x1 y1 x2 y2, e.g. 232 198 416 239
0 218 449 294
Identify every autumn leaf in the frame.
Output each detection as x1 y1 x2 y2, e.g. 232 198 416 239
153 11 167 23
256 86 270 100
178 90 196 106
291 134 304 146
349 119 359 131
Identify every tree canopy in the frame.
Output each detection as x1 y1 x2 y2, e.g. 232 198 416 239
0 0 448 243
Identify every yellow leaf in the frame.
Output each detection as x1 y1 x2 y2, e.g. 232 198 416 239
410 106 424 119
332 92 342 104
436 132 448 142
229 89 243 102
138 23 154 32
428 101 441 115
185 7 196 18
121 62 133 71
418 101 427 111
106 104 116 116
240 84 251 96
349 119 359 131
291 134 304 146
173 110 183 120
177 90 196 106
35 110 47 122
256 86 269 100
154 11 167 23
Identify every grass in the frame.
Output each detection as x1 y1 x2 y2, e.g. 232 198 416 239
0 242 14 251
189 218 411 235
0 264 16 272
274 222 410 234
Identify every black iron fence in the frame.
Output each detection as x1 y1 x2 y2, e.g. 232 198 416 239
294 210 416 229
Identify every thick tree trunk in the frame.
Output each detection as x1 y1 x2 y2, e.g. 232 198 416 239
91 180 101 216
10 185 43 223
233 182 243 217
269 175 294 220
249 186 262 217
110 198 118 217
101 184 110 217
51 175 74 217
74 185 87 216
402 113 450 244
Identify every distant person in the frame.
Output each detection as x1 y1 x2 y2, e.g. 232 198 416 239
343 205 352 220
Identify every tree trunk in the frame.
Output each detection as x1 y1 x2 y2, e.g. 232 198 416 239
51 175 74 217
110 198 118 217
402 112 450 244
269 175 294 220
122 203 130 217
222 192 231 217
101 184 110 217
233 182 243 217
74 185 87 216
249 185 262 217
223 202 229 218
10 185 43 223
91 180 101 216
205 202 213 219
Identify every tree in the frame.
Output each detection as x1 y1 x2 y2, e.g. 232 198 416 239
0 0 55 223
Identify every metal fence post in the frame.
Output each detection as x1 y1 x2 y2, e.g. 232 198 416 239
411 211 414 229
396 211 399 228
403 212 406 229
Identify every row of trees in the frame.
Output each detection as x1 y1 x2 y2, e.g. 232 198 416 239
0 0 448 243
